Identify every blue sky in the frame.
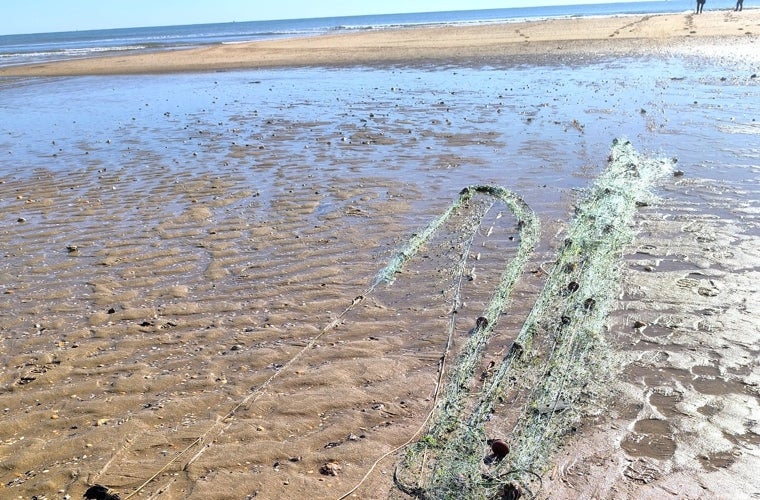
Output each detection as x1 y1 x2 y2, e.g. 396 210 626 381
1 0 650 36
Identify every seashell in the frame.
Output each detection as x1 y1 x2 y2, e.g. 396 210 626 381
320 462 341 476
502 482 523 500
83 484 120 500
490 439 510 459
509 342 523 358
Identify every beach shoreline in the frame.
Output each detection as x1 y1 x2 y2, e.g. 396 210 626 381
0 10 758 76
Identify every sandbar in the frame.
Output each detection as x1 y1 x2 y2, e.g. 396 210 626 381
1 10 758 76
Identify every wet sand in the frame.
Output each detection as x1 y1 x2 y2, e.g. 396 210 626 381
1 9 759 500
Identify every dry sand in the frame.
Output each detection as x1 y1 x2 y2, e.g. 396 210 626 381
0 9 759 500
0 10 759 76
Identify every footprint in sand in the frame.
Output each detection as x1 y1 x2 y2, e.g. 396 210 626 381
621 418 677 461
676 277 699 288
623 457 662 484
649 386 683 418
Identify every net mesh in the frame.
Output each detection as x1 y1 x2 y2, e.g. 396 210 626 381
394 139 674 499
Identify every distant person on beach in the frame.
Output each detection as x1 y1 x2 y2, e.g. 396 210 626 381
696 0 706 13
735 0 743 11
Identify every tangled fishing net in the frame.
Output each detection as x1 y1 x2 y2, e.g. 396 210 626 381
393 139 674 499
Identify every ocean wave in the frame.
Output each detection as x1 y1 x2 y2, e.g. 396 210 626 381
323 18 551 33
0 45 151 67
0 45 146 58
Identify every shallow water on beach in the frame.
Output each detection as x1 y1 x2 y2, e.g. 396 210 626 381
2 56 758 211
0 54 758 499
